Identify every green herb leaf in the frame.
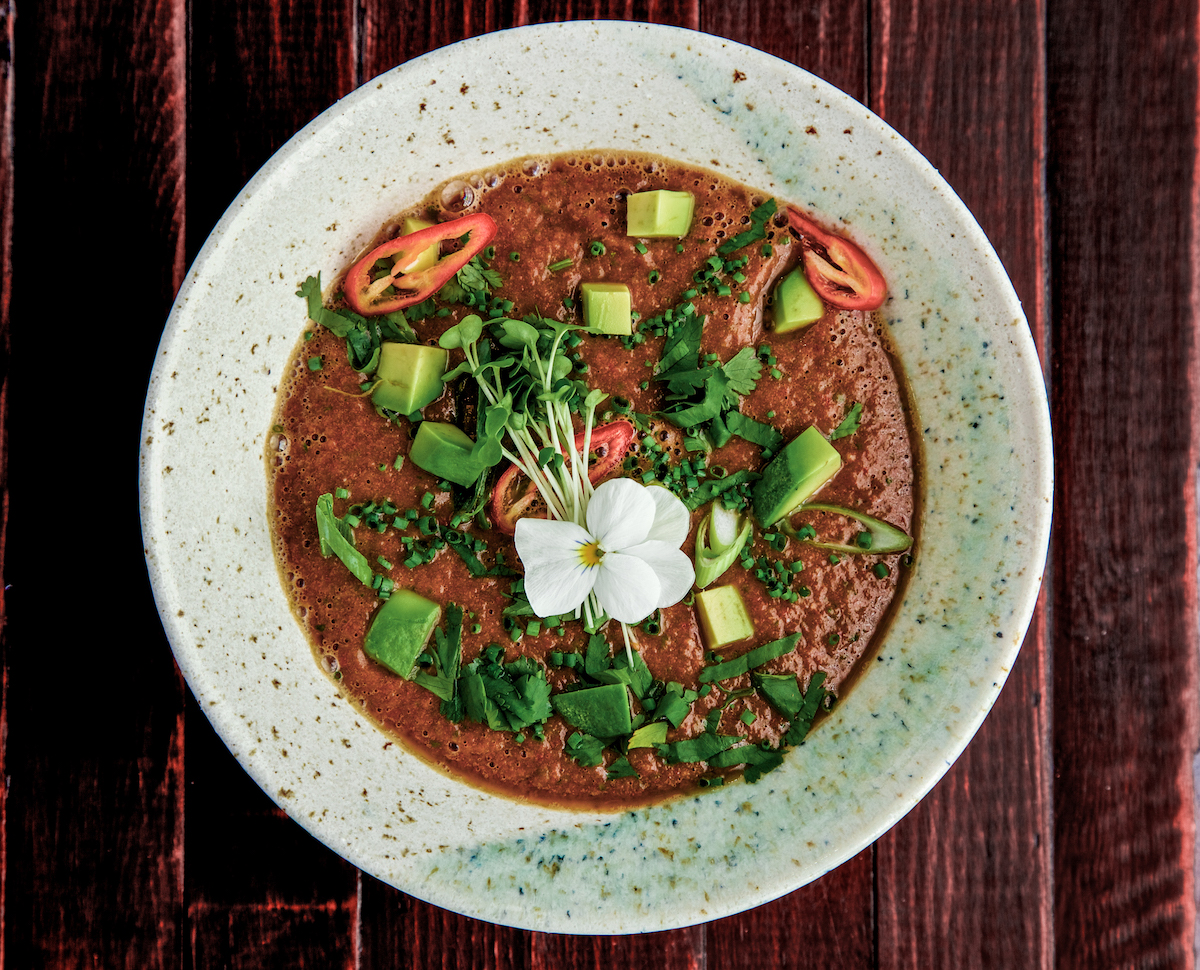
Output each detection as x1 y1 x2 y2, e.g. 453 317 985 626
830 402 863 440
784 671 828 745
721 347 763 397
605 756 638 779
655 732 738 764
724 411 785 453
717 199 777 255
314 493 374 587
699 633 801 684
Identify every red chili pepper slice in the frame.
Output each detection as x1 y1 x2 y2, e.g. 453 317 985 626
787 206 887 311
490 421 637 535
343 212 498 316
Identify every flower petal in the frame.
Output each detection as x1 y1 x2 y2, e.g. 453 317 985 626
592 552 660 623
513 517 598 617
643 484 691 547
623 540 696 608
586 478 655 551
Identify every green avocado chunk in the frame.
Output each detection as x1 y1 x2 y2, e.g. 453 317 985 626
409 421 482 486
626 189 695 238
371 341 448 414
362 589 442 678
772 268 825 333
694 584 755 650
551 683 633 738
580 282 632 335
751 426 842 526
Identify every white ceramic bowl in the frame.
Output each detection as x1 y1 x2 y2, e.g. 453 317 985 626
139 21 1051 934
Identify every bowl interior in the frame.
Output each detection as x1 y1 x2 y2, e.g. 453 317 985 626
139 21 1051 934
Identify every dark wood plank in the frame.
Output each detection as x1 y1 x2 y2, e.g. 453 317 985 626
182 0 362 965
5 0 187 967
701 0 867 100
185 0 359 258
183 705 359 970
868 1 1053 967
0 4 12 964
530 925 705 970
359 877 529 970
706 849 873 970
1047 0 1198 966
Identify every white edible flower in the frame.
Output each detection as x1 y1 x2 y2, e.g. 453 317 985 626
514 478 695 624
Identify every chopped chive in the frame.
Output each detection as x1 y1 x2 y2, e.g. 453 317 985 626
509 251 521 262
548 258 573 272
635 243 648 255
307 356 323 371
589 240 607 256
335 487 350 499
738 291 751 303
648 270 661 285
874 562 890 578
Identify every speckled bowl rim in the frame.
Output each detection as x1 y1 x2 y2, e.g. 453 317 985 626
140 21 1052 934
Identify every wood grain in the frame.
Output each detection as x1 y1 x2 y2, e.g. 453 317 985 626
1047 1 1198 967
869 1 1053 967
7 1 1198 966
0 6 12 962
5 0 188 967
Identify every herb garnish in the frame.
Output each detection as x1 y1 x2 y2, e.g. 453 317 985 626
830 402 863 440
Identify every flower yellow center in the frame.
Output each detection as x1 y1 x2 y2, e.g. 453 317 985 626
577 539 604 568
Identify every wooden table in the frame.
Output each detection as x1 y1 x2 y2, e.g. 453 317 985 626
7 1 1195 966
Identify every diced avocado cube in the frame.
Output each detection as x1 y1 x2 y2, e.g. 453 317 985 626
371 342 448 414
363 589 441 678
626 190 695 238
751 426 842 526
772 268 825 333
409 421 482 486
394 217 439 273
695 585 755 650
580 282 632 335
551 683 633 738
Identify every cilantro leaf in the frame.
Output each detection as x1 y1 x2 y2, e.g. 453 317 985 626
707 743 786 780
663 367 730 428
605 756 638 779
565 732 606 768
314 493 374 586
655 733 738 764
699 633 801 683
656 315 705 376
721 347 763 397
717 198 777 255
724 411 785 453
784 671 828 744
830 402 863 440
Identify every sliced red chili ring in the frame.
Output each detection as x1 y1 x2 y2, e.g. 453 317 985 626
786 206 887 311
343 212 498 316
491 421 637 535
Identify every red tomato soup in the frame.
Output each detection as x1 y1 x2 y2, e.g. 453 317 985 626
268 152 917 808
